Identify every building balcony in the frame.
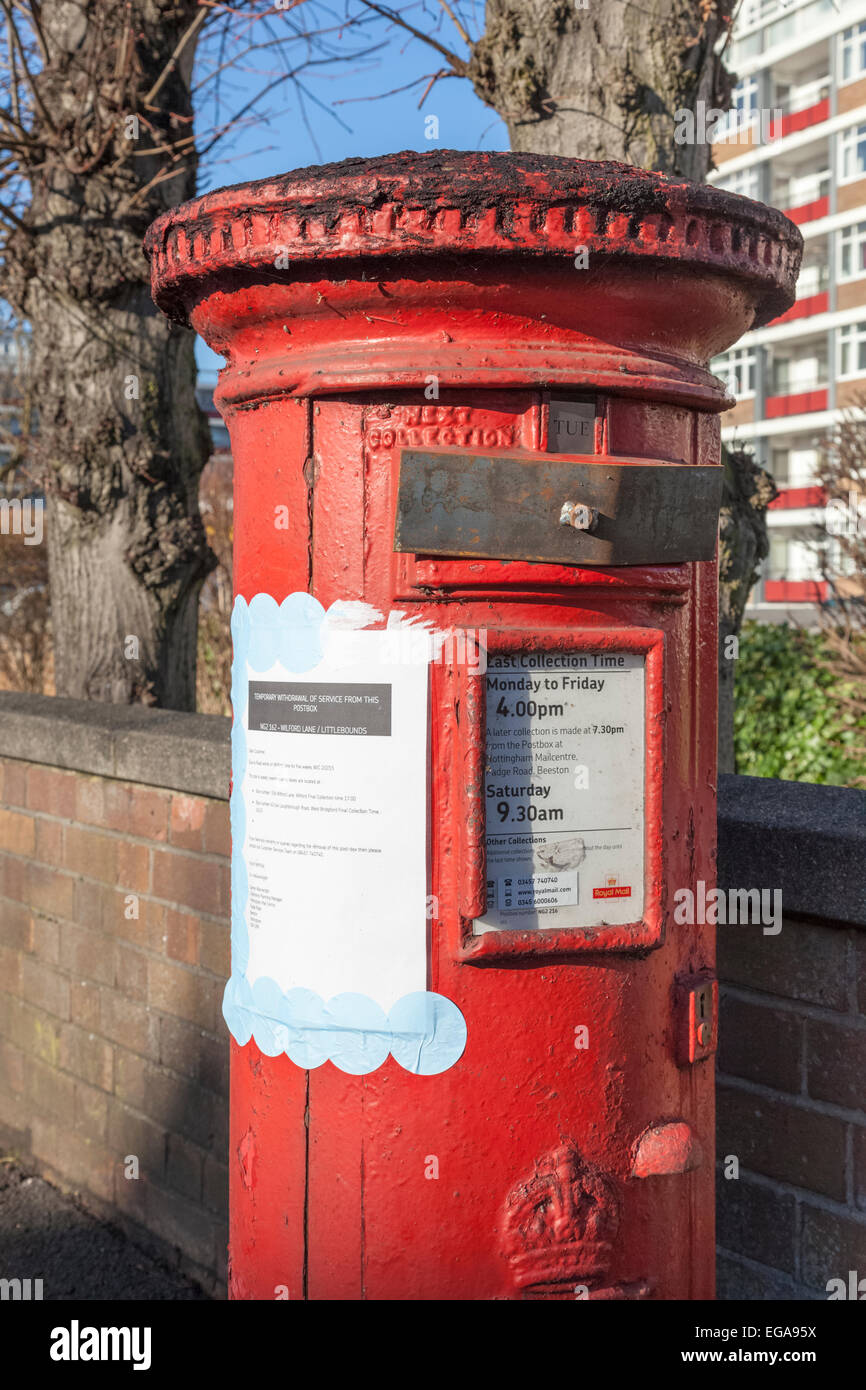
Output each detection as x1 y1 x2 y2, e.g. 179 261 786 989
770 87 831 140
740 0 839 30
773 290 829 324
739 0 782 27
764 578 829 602
797 260 829 295
773 164 830 225
768 485 827 510
765 386 829 417
782 193 830 225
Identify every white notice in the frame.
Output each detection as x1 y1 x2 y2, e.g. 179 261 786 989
241 628 429 1008
477 650 645 933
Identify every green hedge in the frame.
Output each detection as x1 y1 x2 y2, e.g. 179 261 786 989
733 621 865 785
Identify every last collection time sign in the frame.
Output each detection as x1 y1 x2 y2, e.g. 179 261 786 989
476 650 646 933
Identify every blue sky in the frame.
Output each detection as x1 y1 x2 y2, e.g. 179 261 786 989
193 7 508 375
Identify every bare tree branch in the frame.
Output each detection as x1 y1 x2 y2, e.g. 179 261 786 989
344 0 468 75
142 6 208 108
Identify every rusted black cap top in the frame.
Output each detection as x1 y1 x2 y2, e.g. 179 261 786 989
146 149 802 329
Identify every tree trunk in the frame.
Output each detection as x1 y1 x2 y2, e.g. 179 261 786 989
3 2 215 706
468 0 732 179
466 0 765 768
718 448 777 773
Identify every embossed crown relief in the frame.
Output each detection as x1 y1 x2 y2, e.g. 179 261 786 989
502 1141 651 1300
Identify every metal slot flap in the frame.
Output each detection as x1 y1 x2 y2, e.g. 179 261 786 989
394 447 723 567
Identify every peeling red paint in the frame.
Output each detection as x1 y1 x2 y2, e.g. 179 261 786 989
237 1126 256 1191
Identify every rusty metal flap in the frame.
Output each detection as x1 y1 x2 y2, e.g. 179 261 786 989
394 447 723 567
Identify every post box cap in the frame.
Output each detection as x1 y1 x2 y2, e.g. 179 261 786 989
146 149 801 331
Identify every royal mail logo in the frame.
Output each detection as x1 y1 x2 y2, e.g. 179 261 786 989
593 876 631 900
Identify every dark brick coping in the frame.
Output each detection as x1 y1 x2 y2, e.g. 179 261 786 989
0 697 863 920
718 773 866 929
0 692 230 801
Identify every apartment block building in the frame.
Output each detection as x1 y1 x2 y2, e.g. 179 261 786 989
710 0 866 618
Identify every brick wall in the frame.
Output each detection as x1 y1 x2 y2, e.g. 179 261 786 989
716 777 866 1299
0 694 231 1295
1 694 865 1302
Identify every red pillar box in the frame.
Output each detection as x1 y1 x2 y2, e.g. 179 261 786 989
147 152 799 1301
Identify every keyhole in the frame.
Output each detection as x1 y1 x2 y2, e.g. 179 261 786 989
695 989 711 1049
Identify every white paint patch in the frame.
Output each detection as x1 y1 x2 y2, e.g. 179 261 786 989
323 600 385 631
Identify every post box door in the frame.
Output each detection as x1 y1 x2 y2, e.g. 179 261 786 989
291 389 718 1301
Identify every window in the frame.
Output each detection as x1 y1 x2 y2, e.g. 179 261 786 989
829 537 857 577
769 534 788 579
788 540 820 581
841 22 866 83
777 167 829 212
768 0 837 51
788 447 818 485
796 258 826 297
718 168 760 199
769 447 819 487
839 222 866 279
731 32 764 64
715 347 756 397
771 448 790 487
723 77 758 139
840 123 866 181
771 354 824 394
716 79 758 140
838 321 866 377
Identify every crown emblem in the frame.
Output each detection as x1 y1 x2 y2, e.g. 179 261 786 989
502 1141 621 1298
